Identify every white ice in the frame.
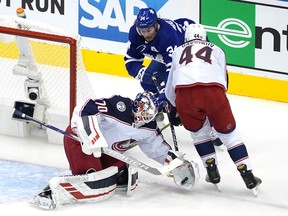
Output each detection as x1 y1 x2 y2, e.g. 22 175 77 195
0 72 288 215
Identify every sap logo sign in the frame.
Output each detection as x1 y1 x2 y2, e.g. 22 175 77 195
79 0 168 43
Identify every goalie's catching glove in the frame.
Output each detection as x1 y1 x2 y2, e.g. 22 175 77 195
164 151 200 190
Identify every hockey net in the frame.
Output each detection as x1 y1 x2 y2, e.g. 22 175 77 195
0 15 95 143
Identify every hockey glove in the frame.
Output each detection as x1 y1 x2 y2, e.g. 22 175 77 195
75 115 108 158
171 160 200 190
168 106 182 126
164 151 200 190
135 67 158 86
157 88 169 112
165 150 185 164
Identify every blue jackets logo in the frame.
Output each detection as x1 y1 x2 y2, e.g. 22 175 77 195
79 0 168 43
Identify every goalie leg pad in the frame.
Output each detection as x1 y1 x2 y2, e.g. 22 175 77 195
127 165 139 196
171 160 200 190
116 164 139 196
49 166 118 208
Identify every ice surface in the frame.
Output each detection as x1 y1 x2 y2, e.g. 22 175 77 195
0 72 287 215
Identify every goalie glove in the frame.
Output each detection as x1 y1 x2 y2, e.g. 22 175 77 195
164 151 185 178
165 151 200 190
171 160 200 190
75 115 108 157
135 66 158 86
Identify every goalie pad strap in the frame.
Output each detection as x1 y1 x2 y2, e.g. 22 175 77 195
127 165 139 196
49 166 118 206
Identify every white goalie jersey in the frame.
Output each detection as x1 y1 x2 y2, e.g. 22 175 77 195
71 95 172 164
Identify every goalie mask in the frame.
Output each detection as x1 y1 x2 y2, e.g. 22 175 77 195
185 24 207 42
132 91 159 128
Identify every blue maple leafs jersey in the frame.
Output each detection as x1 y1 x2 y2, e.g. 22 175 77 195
124 18 195 78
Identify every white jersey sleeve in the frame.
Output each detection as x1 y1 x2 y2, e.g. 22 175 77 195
137 131 171 164
165 54 177 107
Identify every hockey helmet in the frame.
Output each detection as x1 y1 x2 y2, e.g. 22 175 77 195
132 91 159 128
135 8 158 29
185 24 207 42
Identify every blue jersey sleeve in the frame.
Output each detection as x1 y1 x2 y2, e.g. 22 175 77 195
124 26 146 78
124 18 196 78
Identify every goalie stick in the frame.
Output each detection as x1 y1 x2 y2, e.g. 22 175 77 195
152 75 179 151
12 109 183 176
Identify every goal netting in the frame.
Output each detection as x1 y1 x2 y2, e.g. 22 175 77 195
0 15 96 144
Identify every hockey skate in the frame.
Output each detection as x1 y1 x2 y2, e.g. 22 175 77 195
205 158 221 192
30 189 56 210
237 164 262 196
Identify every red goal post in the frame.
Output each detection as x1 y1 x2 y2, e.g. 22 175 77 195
0 15 95 143
0 25 78 117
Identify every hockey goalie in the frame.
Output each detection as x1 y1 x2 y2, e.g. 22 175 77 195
31 91 199 210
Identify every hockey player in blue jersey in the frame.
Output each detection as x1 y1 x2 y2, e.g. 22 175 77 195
124 7 195 97
124 7 194 133
124 8 223 146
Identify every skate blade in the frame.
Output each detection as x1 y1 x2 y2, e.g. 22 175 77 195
252 185 260 197
29 196 56 210
215 145 226 151
213 183 221 192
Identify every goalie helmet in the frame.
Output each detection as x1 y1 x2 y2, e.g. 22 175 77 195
135 8 158 29
185 24 207 42
132 91 159 128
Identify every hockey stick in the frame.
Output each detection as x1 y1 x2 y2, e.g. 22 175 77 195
12 109 183 176
152 75 179 151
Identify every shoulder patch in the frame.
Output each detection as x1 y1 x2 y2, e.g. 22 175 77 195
116 101 126 112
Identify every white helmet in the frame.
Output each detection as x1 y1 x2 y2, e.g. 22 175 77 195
185 24 206 42
132 91 159 128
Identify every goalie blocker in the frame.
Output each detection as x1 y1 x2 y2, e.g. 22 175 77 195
32 165 138 210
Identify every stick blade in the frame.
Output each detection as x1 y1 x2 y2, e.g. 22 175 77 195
12 109 26 120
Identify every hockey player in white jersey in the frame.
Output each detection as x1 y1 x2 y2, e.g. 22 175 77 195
32 91 199 209
165 24 262 195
